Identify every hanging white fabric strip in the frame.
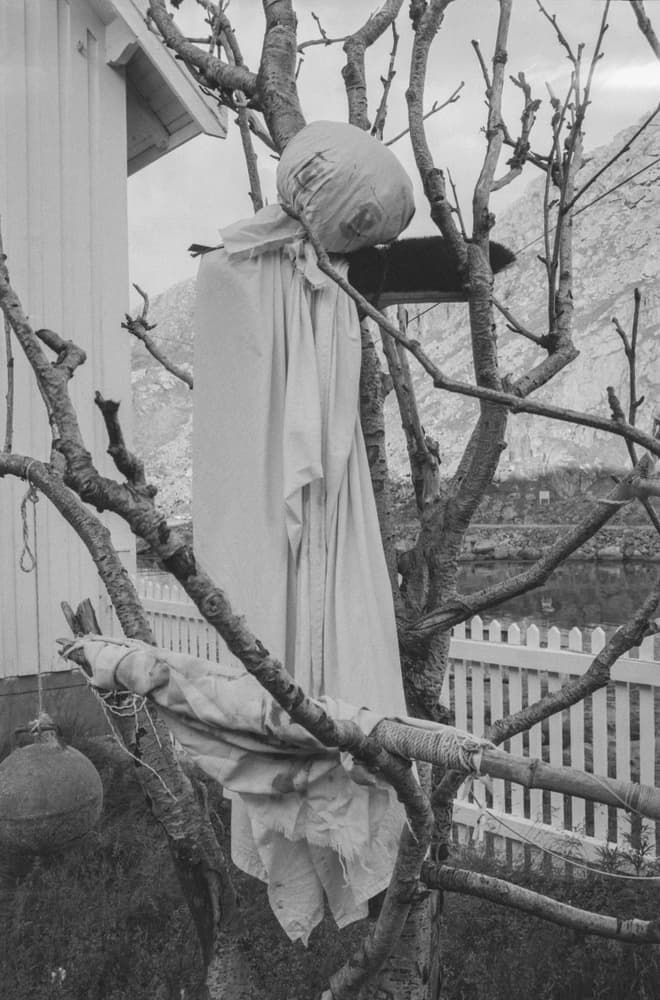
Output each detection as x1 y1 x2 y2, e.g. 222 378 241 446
74 636 405 943
193 205 405 716
192 204 407 939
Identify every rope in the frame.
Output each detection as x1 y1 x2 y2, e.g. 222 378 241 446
376 719 492 775
89 686 177 801
19 472 44 720
470 791 660 883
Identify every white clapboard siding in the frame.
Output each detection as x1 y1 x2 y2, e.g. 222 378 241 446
0 0 133 678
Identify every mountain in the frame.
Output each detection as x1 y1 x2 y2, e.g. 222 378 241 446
131 278 195 518
132 116 660 517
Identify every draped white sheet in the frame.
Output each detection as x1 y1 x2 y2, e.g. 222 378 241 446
191 204 407 938
76 636 406 943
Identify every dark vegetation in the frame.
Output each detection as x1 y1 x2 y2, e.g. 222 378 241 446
2 732 660 1000
440 847 660 1000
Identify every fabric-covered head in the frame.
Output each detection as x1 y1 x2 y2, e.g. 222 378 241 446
277 121 415 253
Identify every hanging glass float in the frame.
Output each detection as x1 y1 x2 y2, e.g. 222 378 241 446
0 714 103 855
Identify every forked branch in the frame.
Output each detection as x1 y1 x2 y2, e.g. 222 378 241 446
123 285 193 390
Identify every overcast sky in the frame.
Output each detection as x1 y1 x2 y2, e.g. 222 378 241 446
127 1 660 299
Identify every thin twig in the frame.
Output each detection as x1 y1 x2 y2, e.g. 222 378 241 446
386 83 463 145
493 297 546 347
0 221 13 452
214 6 264 211
297 12 347 52
3 312 12 453
536 0 579 65
573 154 660 218
471 38 491 91
381 306 441 512
446 167 468 239
123 285 193 390
494 71 543 188
371 21 400 140
611 291 660 536
565 101 660 212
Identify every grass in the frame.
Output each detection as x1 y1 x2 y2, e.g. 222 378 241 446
0 736 204 999
3 731 660 999
437 846 660 1000
0 733 365 1000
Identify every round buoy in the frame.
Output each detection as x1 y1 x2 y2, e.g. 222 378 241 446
0 739 103 854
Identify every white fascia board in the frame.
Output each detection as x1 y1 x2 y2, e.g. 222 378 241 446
105 0 227 139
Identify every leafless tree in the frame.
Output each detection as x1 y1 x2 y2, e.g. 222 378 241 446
3 2 660 998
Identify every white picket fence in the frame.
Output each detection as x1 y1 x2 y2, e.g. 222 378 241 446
112 578 660 864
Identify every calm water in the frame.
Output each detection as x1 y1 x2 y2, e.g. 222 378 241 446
139 560 660 633
458 560 659 632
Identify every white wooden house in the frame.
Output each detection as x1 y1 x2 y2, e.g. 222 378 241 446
0 0 225 726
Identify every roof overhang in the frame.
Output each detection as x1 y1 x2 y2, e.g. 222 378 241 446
92 0 227 174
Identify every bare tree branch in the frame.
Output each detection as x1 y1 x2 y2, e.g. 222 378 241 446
256 0 307 149
371 21 400 140
297 12 347 53
485 577 660 745
630 0 660 59
422 863 660 943
146 0 257 100
380 306 442 512
123 285 193 390
385 84 463 146
408 453 656 636
342 0 405 130
372 710 660 821
2 310 13 453
285 209 660 459
213 5 264 211
407 0 466 264
565 101 660 213
493 296 547 347
0 221 13 454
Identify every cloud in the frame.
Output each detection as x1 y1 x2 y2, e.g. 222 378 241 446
599 62 660 93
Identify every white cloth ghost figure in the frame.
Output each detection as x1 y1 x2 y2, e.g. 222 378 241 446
192 203 408 940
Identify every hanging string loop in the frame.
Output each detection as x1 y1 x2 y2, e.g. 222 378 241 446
19 480 40 573
18 473 44 722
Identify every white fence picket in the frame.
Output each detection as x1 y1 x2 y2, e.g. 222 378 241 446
547 626 561 650
640 634 655 661
488 619 502 644
489 661 506 812
547 672 564 826
526 669 544 823
471 662 486 739
591 627 606 654
507 666 524 815
453 659 468 731
569 696 586 834
638 687 655 790
591 686 610 841
568 627 582 652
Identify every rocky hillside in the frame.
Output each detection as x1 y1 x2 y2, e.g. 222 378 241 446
132 115 660 517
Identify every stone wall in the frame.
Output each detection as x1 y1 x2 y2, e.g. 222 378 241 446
461 524 660 562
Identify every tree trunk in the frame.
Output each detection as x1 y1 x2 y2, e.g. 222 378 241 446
63 600 260 1000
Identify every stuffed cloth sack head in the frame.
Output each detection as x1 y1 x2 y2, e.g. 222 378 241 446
276 120 415 253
